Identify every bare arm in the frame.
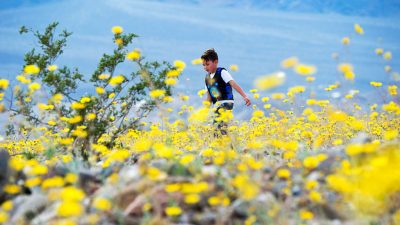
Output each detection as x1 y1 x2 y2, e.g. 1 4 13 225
229 80 251 106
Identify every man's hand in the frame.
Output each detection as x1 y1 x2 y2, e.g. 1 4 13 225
243 96 251 106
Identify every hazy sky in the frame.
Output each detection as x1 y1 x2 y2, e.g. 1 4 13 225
0 0 399 118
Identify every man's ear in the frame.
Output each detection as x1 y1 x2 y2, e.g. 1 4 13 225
214 59 218 64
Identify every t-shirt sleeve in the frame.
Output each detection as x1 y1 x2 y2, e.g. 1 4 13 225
221 70 234 83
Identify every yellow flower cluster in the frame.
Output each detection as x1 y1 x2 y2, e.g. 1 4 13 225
1 23 399 225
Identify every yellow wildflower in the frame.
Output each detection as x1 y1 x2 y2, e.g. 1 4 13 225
303 156 320 169
192 58 202 65
341 37 350 45
354 23 364 34
71 102 85 110
180 154 195 166
60 186 85 202
52 93 63 104
370 81 382 87
111 26 123 34
165 183 181 193
288 86 305 94
163 96 174 102
294 64 317 76
383 51 392 60
98 74 110 80
65 173 78 184
305 180 318 190
261 97 269 102
47 64 58 71
165 206 182 216
165 78 177 86
328 111 347 122
229 64 239 71
276 169 290 179
337 63 353 73
80 97 91 103
28 164 48 175
38 103 54 110
300 210 314 220
24 64 40 74
252 110 264 118
149 89 166 99
146 167 166 181
115 38 123 45
126 49 141 61
28 82 41 92
254 72 285 90
388 85 397 95
1 201 13 212
166 69 180 78
68 115 83 124
60 137 74 145
384 129 398 141
309 191 322 203
109 75 125 86
281 56 299 69
9 158 25 171
344 71 355 80
86 113 96 121
375 48 383 55
174 60 186 71
0 211 8 223
16 75 31 84
0 79 9 89
306 76 315 82
271 93 285 100
197 89 207 97
72 129 88 138
3 184 21 194
93 197 112 211
42 176 65 189
185 194 200 204
57 201 84 217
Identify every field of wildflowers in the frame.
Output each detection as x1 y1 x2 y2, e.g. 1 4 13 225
0 22 399 225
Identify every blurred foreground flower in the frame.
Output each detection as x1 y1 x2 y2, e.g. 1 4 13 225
229 64 239 71
341 37 350 45
254 71 286 90
281 57 299 69
384 51 392 60
294 64 317 76
0 79 9 89
354 23 364 35
191 58 202 65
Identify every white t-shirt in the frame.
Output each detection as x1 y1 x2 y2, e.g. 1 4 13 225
210 69 234 83
205 69 235 105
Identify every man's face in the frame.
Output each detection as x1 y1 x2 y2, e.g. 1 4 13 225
202 59 218 73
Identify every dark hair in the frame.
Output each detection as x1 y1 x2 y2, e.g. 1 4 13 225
201 48 218 62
